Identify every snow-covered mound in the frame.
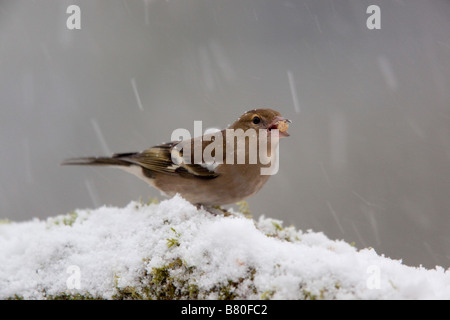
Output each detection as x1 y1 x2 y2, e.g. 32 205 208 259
0 195 449 299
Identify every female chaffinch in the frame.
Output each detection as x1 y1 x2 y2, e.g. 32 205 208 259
63 109 291 206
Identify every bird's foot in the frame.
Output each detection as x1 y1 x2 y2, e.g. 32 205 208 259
197 204 232 216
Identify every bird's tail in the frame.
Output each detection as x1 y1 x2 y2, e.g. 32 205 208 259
61 152 137 167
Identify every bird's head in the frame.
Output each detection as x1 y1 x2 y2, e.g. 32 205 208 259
230 108 292 137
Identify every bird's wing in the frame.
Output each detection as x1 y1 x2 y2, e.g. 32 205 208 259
117 141 219 179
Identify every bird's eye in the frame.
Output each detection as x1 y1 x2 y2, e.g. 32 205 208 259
252 116 261 124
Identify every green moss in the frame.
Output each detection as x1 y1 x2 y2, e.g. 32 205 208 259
110 259 262 300
302 289 318 300
64 211 79 226
211 267 257 300
272 221 283 232
259 219 300 242
4 201 347 300
113 285 145 300
141 258 198 300
46 292 102 300
166 228 181 248
236 201 252 218
7 260 341 300
7 287 102 300
261 290 275 300
188 283 200 299
301 286 336 300
51 211 79 227
111 272 146 300
139 196 159 206
111 258 199 300
217 280 238 300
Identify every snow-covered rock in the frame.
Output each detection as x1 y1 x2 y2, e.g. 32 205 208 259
0 195 449 299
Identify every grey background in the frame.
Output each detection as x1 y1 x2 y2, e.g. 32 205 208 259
1 0 450 269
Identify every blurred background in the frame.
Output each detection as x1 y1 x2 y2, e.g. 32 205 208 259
1 0 449 269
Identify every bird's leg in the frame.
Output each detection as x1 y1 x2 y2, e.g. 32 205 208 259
213 205 232 217
197 204 231 216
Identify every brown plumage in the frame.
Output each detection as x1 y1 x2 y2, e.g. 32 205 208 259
62 109 291 206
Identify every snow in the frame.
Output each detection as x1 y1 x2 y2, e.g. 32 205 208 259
0 195 449 299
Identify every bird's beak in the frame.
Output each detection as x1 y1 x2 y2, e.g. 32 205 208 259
269 116 292 137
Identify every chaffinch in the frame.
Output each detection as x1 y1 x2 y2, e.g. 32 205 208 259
62 109 291 206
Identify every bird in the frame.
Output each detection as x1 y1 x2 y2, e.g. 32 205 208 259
62 109 291 207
